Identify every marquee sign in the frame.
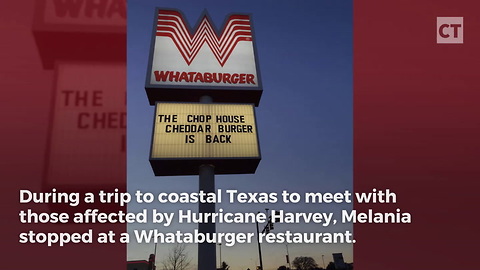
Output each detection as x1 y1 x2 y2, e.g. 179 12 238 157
149 102 261 176
145 9 263 106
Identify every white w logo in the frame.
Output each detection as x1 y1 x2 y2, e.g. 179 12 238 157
156 10 253 67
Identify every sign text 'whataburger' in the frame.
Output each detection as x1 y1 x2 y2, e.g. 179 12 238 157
145 9 263 106
153 71 256 85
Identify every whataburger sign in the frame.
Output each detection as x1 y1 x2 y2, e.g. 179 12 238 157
145 9 263 106
146 9 262 176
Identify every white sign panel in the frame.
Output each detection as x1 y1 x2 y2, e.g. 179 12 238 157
148 10 259 88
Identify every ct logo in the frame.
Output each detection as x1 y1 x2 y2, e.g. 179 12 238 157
437 17 463 44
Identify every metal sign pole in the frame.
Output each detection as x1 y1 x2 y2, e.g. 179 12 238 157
198 95 216 270
198 164 216 270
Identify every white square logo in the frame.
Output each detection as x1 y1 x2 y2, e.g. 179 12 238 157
437 17 463 44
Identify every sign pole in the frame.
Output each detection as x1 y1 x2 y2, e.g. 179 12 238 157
198 95 216 270
198 164 216 270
